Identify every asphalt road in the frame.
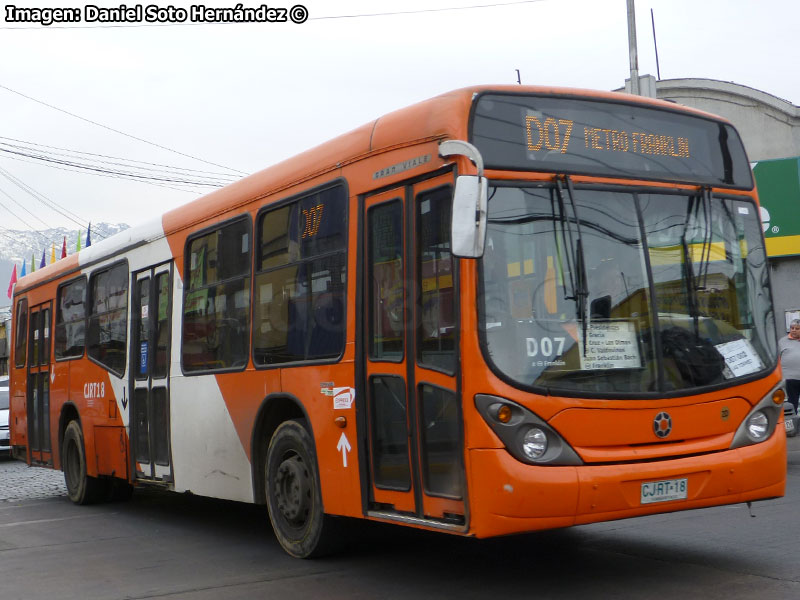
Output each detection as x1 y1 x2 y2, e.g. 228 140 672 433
1 435 799 600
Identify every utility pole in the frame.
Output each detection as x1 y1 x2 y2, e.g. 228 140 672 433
626 0 640 95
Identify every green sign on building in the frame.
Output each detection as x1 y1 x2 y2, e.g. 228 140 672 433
753 157 800 257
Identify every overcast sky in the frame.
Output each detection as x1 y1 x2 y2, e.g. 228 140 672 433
1 0 798 242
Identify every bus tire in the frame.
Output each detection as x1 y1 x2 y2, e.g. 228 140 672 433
265 419 337 558
62 420 106 505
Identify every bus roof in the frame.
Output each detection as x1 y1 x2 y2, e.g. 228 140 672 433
13 85 735 295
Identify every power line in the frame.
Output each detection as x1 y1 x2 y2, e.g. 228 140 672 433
0 142 235 186
0 82 249 175
0 165 114 240
309 0 546 21
0 193 56 247
0 146 230 187
0 135 240 181
0 153 211 196
0 1 545 29
0 183 54 231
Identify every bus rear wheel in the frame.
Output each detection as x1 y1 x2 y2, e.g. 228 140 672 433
265 419 337 558
62 420 106 505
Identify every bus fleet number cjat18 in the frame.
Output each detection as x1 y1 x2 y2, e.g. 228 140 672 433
84 382 105 399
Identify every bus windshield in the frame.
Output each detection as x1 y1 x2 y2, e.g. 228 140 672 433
478 183 777 395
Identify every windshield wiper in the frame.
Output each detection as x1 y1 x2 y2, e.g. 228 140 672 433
697 187 714 290
554 175 589 352
680 225 701 338
551 181 577 302
681 189 714 337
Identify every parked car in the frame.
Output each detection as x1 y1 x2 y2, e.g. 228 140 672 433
785 401 800 438
0 376 9 457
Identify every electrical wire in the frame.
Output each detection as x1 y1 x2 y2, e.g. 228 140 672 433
3 155 208 195
0 153 212 196
0 1 545 29
0 183 54 231
0 195 57 247
0 165 114 241
0 136 239 183
0 82 249 175
0 146 230 187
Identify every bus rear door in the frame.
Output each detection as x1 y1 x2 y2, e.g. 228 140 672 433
130 263 174 483
27 301 52 465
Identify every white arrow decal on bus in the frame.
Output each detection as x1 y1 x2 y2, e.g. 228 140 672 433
337 432 351 468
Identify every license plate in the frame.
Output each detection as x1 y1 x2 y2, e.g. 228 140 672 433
786 419 796 433
641 478 688 504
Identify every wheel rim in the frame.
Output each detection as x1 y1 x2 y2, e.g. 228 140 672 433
274 452 311 526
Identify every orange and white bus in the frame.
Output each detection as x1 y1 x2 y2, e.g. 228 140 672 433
9 86 786 557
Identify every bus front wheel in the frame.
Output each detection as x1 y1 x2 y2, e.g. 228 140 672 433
62 420 106 505
265 419 336 558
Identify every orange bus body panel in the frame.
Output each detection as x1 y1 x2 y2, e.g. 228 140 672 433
468 428 785 538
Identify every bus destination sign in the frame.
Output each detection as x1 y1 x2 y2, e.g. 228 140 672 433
525 115 690 160
470 93 753 189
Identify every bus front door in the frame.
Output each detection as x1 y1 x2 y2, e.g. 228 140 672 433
362 174 466 528
27 302 52 465
130 263 174 483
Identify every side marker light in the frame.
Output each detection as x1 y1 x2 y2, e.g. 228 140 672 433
497 405 512 423
772 388 786 405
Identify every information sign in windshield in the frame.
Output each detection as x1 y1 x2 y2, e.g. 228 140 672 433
470 93 753 188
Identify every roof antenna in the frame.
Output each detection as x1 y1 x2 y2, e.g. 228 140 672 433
515 69 521 85
651 8 662 80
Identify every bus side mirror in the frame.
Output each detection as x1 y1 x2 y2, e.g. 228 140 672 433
451 175 488 258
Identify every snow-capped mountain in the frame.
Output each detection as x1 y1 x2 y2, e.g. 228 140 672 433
0 222 129 307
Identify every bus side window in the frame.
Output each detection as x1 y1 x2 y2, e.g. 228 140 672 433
14 298 28 368
55 277 87 360
417 187 456 373
182 217 251 373
87 262 129 377
28 309 40 367
152 272 170 379
253 183 347 366
368 200 404 361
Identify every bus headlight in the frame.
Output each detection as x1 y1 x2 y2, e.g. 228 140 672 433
522 427 548 460
475 395 583 466
746 411 769 441
730 383 783 449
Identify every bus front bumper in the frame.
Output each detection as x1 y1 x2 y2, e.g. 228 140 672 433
466 429 786 538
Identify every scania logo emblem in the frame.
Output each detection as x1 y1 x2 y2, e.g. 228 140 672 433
653 412 672 438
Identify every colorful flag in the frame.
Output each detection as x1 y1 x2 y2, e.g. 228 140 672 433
39 249 46 269
51 243 56 264
7 263 17 299
31 253 36 273
61 236 67 259
76 230 82 252
86 222 92 248
20 260 26 278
